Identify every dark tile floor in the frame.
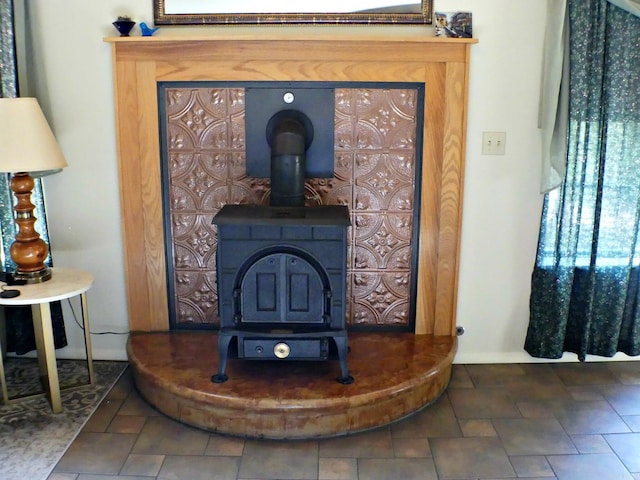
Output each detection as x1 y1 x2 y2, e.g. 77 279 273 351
49 362 640 480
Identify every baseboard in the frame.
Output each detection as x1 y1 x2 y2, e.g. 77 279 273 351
453 351 640 364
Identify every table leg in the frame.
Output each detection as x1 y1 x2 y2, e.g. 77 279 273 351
80 292 95 385
31 303 62 413
0 343 8 405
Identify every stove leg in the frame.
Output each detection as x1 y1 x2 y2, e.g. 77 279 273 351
211 333 232 383
333 336 354 384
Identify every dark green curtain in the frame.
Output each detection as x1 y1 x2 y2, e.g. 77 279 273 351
1 0 66 354
526 0 640 360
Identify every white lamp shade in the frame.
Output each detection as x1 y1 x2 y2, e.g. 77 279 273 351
0 97 68 173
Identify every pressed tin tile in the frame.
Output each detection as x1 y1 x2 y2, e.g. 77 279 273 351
163 87 419 329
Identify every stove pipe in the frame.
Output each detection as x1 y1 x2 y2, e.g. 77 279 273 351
268 114 308 207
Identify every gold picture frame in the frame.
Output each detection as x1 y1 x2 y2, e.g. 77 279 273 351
153 0 434 25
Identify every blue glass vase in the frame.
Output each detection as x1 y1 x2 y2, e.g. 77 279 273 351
113 19 135 37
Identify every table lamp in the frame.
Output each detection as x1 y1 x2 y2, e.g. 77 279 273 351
0 97 68 283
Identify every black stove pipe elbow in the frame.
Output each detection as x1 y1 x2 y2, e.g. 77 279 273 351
268 113 310 207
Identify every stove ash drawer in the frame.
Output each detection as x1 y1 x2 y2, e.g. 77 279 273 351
240 337 329 360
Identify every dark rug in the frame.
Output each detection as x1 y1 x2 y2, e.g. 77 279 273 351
0 357 127 480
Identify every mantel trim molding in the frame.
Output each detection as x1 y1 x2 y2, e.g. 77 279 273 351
105 30 477 335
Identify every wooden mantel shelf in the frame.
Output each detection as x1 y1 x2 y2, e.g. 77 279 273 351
104 26 478 44
106 29 476 336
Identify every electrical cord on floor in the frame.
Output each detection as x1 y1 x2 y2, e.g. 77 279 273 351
66 297 130 336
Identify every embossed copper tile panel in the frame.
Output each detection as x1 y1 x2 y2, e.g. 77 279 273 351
163 86 418 329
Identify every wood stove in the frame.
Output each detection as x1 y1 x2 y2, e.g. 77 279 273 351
211 204 352 383
211 84 353 384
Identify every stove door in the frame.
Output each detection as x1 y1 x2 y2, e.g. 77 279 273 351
238 252 328 326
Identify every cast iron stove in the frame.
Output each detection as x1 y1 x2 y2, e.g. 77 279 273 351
211 204 352 384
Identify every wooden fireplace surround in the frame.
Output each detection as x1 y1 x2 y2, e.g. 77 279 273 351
105 28 476 336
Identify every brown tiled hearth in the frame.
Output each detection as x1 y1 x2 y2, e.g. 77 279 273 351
127 331 456 439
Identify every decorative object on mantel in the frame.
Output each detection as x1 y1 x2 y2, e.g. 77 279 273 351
0 98 68 284
435 12 473 38
139 22 158 36
112 16 136 36
153 0 434 25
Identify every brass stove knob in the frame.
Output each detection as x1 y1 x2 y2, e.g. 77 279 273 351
274 342 290 359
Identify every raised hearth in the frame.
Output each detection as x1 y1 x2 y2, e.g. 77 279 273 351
128 331 456 439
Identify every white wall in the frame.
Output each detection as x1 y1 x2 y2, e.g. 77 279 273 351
447 0 547 362
20 0 576 363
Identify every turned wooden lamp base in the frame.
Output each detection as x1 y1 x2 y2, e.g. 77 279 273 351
9 172 52 284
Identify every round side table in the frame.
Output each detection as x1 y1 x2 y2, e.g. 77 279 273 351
0 268 94 413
